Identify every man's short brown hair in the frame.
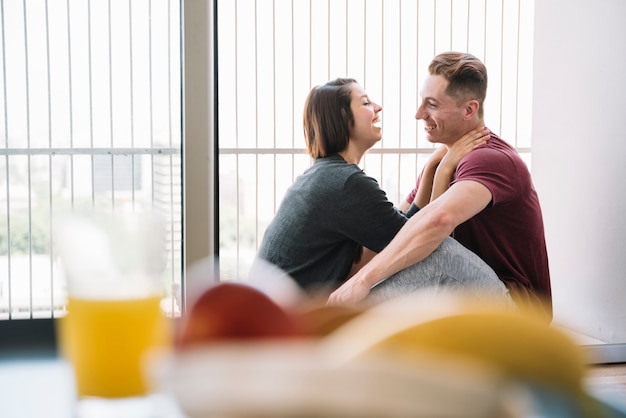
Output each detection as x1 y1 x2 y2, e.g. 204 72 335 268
429 52 488 118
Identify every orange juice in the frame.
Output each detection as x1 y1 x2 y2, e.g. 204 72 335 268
59 295 170 398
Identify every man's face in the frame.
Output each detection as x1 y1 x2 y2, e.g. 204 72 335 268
415 75 469 146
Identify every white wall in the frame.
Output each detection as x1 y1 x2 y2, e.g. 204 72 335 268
532 0 626 342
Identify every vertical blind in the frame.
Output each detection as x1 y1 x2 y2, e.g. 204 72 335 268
0 0 535 318
0 0 182 319
217 0 535 280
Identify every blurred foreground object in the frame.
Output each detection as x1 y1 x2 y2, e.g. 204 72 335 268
175 282 303 348
325 291 586 395
160 287 620 417
54 211 171 414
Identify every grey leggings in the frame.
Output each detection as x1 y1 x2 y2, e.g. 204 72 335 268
367 236 512 305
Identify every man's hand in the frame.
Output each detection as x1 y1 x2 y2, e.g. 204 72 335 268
327 276 371 306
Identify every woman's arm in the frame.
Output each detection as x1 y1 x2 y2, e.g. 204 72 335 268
412 146 447 209
400 129 490 215
407 128 489 213
429 128 490 202
399 145 447 215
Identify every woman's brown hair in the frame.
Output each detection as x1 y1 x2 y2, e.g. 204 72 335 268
303 78 357 158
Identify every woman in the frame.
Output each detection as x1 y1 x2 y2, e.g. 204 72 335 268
250 78 497 303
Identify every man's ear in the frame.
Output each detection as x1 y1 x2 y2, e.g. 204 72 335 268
464 100 480 119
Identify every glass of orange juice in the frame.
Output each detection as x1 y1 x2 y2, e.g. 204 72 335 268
54 211 172 417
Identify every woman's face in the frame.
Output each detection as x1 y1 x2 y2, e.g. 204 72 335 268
348 83 383 149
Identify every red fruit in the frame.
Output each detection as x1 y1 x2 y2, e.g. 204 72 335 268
176 282 302 349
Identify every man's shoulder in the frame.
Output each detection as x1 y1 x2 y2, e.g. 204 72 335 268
478 134 515 153
464 135 522 166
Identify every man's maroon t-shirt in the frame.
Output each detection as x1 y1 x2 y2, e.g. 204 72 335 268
406 133 552 317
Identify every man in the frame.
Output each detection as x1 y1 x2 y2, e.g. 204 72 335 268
328 52 552 318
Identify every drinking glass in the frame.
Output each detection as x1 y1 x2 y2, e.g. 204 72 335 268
54 211 172 417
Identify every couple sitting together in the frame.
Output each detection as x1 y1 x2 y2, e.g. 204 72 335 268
250 52 552 319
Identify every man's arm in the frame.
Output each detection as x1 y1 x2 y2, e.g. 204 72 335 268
400 128 489 214
328 179 492 305
347 247 377 278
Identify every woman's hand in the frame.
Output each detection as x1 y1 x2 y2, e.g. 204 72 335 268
440 127 490 170
427 128 490 202
425 144 448 169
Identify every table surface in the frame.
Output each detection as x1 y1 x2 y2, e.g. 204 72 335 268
3 347 626 418
0 353 187 418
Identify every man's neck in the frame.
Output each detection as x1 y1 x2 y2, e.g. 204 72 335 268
471 119 486 131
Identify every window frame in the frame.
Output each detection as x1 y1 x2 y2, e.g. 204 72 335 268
0 0 209 349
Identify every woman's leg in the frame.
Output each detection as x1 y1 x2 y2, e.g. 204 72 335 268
367 236 512 305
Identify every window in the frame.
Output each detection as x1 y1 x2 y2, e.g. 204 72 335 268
1 0 535 320
217 0 535 280
1 0 182 319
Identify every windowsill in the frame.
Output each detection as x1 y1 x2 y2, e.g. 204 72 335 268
0 318 58 358
0 317 180 359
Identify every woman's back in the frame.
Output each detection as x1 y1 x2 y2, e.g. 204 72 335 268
253 154 406 296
